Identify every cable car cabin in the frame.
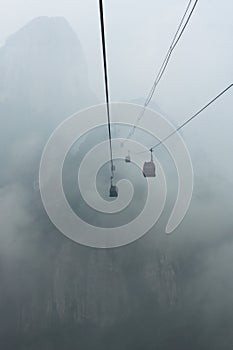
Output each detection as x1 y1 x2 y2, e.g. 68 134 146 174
143 150 156 177
142 161 156 177
125 151 131 163
109 185 118 198
125 155 131 163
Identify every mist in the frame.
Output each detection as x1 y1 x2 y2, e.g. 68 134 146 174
0 2 233 349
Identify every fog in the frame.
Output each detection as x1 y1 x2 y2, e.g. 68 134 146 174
0 1 233 349
1 0 232 105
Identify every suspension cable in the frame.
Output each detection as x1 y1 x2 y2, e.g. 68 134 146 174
99 0 115 180
123 0 199 143
149 84 233 152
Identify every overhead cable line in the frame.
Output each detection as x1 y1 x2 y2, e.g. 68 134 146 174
149 84 233 151
98 0 115 180
145 0 197 106
123 0 199 143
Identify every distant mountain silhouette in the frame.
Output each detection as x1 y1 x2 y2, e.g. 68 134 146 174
0 16 97 135
0 17 179 350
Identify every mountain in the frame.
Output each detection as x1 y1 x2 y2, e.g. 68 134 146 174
0 17 179 350
0 16 97 142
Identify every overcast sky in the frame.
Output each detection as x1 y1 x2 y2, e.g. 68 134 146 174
0 0 232 114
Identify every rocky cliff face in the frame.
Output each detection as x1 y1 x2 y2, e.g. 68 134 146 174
0 16 96 143
0 16 94 106
0 17 179 349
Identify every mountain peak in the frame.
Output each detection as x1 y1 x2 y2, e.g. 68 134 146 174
0 17 96 119
5 16 80 49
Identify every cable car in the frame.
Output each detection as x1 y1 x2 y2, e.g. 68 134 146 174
125 151 131 163
142 150 156 177
109 184 118 197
